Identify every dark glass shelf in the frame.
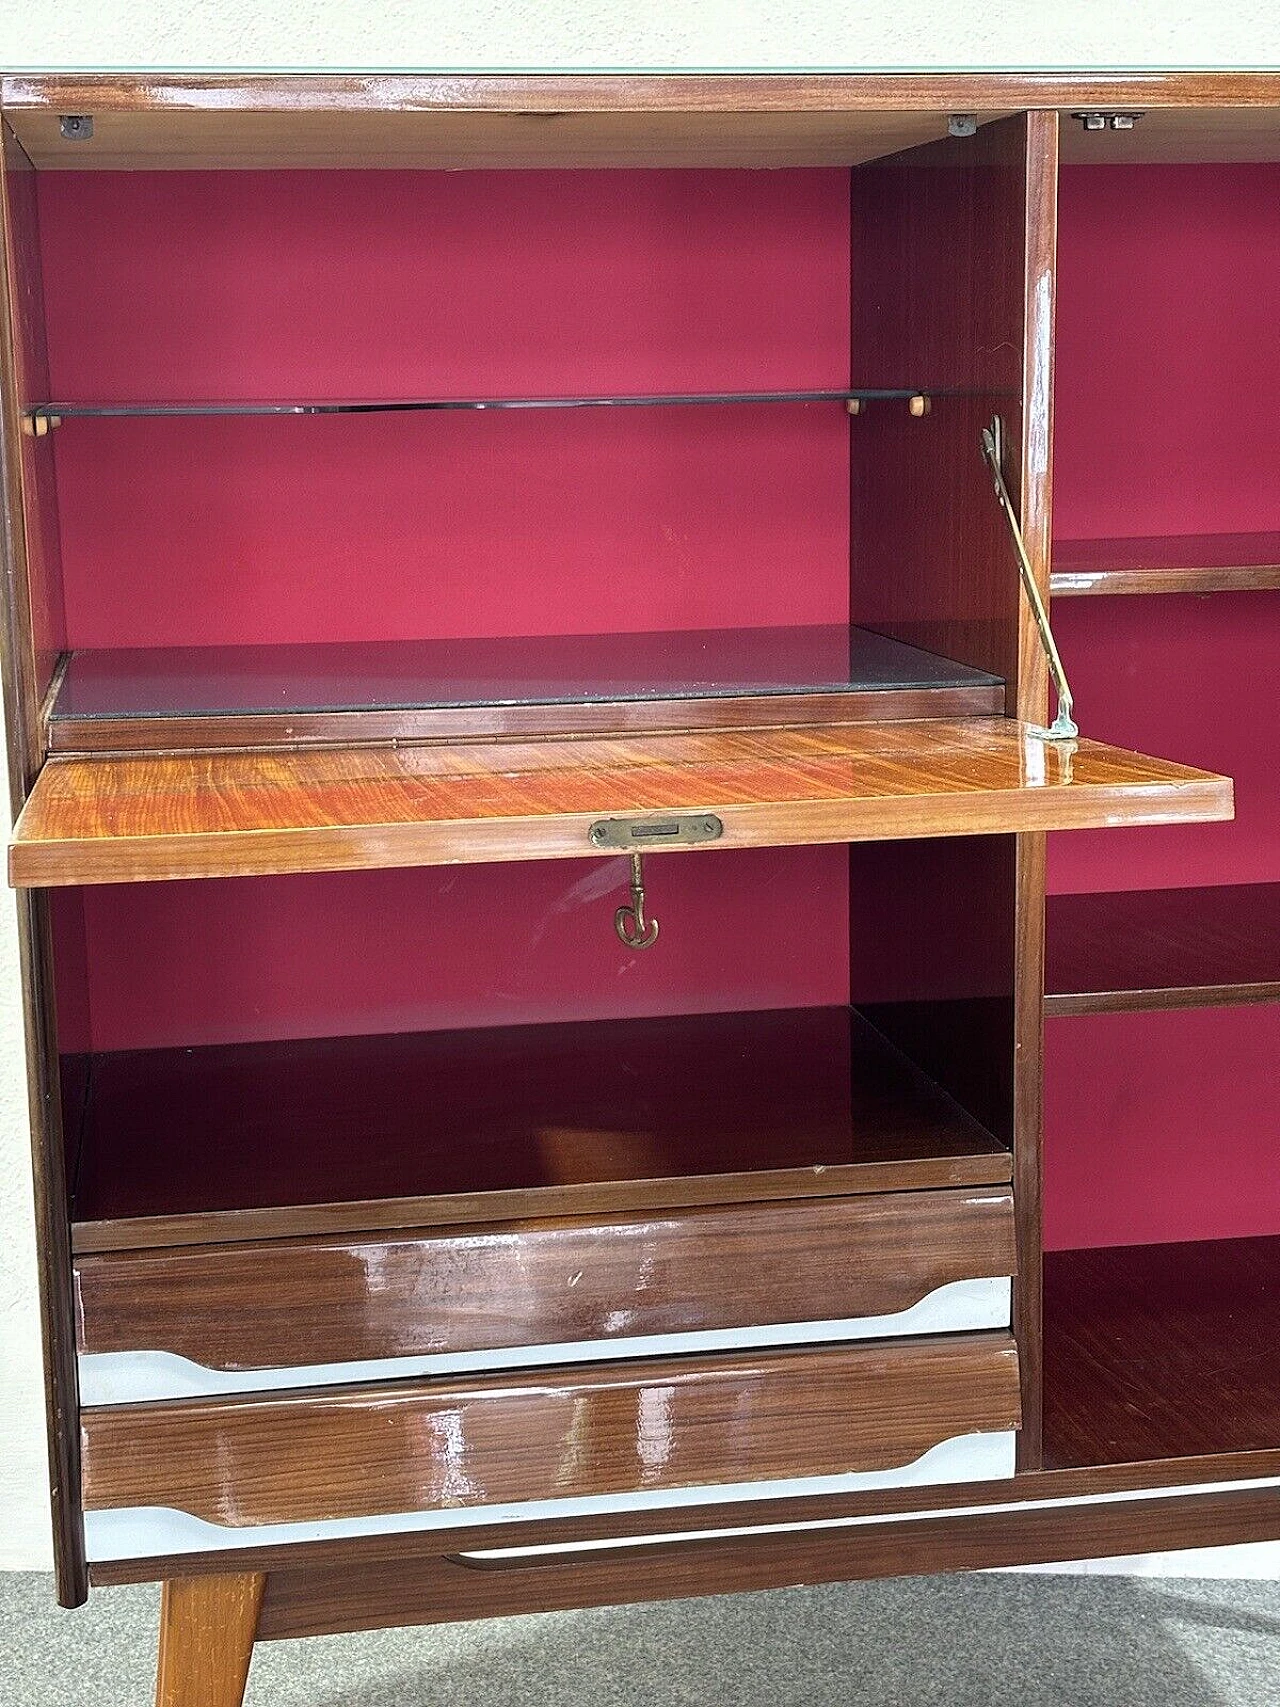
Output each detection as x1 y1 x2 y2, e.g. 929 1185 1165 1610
1046 884 1280 1016
33 388 921 421
1044 1237 1280 1468
66 1006 1012 1250
51 626 1003 723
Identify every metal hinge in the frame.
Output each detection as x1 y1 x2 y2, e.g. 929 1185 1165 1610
589 814 722 851
1071 111 1143 133
980 415 1079 743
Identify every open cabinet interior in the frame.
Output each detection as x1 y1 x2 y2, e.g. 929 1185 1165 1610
1043 158 1280 1470
33 142 1052 1335
4 81 1276 1662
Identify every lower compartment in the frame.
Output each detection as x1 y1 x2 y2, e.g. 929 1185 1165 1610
1044 1234 1280 1470
80 1335 1021 1561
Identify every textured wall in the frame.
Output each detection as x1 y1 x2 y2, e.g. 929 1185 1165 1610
2 2 1279 70
2 0 1279 1578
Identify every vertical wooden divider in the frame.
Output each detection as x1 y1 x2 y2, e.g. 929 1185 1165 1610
847 110 1059 1467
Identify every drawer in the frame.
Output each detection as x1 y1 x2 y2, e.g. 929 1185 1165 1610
81 1334 1021 1556
75 1187 1016 1401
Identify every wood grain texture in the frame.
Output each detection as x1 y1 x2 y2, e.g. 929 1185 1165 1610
46 685 1005 756
253 1483 1280 1639
847 113 1058 1471
80 1335 1021 1526
88 1444 1280 1587
7 73 1280 172
3 107 980 172
1044 1237 1280 1469
11 719 1233 889
1052 532 1280 598
850 121 1027 686
10 72 1280 113
1 124 64 724
6 73 1280 172
74 1185 1016 1370
1011 109 1055 1474
1045 884 1280 1015
155 1574 264 1707
67 1008 1012 1252
1013 830 1048 1469
0 128 85 1606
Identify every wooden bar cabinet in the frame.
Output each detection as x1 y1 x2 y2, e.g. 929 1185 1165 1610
1 69 1278 1705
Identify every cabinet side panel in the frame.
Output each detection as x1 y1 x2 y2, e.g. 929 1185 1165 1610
0 123 84 1604
1 124 64 726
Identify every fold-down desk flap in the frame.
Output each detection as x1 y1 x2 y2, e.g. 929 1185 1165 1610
9 718 1232 888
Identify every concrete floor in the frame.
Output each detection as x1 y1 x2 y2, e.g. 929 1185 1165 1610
4 1571 1280 1705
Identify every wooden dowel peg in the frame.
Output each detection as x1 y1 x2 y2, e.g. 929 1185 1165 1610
909 394 931 418
22 414 61 437
846 398 862 416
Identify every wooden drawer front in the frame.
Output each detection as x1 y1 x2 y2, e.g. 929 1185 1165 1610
81 1336 1021 1528
75 1188 1015 1376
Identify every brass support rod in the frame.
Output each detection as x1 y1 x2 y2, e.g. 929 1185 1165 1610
981 415 1079 742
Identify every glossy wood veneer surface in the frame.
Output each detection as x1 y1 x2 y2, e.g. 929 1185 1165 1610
89 1445 1280 1588
74 1185 1016 1369
1051 532 1280 597
1044 1236 1280 1469
9 71 1280 171
11 719 1233 888
80 1335 1021 1526
1045 884 1280 1014
0 126 87 1607
848 110 1058 1468
254 1483 1280 1639
68 1008 1011 1251
155 1574 264 1707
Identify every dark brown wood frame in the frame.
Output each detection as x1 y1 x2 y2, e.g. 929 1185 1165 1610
2 73 1280 1687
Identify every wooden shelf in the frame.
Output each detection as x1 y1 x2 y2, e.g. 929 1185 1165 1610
10 719 1232 888
1045 884 1280 1016
1044 1237 1280 1468
1 96 980 173
1051 532 1280 598
66 1006 1012 1252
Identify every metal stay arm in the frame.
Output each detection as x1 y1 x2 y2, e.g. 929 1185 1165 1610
980 415 1079 742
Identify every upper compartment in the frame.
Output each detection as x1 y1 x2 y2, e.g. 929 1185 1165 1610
0 102 1234 885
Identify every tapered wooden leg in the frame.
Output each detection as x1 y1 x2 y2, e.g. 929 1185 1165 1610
155 1574 266 1707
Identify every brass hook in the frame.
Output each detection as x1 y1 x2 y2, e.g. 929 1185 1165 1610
615 852 660 950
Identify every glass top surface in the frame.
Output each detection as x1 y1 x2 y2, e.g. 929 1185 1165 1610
52 626 1002 722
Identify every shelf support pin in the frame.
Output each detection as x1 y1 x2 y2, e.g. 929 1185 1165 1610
22 413 61 438
981 414 1080 743
615 852 660 951
909 394 931 418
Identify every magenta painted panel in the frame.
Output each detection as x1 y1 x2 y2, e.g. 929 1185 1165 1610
1045 1007 1280 1249
41 168 852 1046
39 169 851 648
1047 592 1280 895
50 409 848 648
1055 164 1280 541
78 847 849 1052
